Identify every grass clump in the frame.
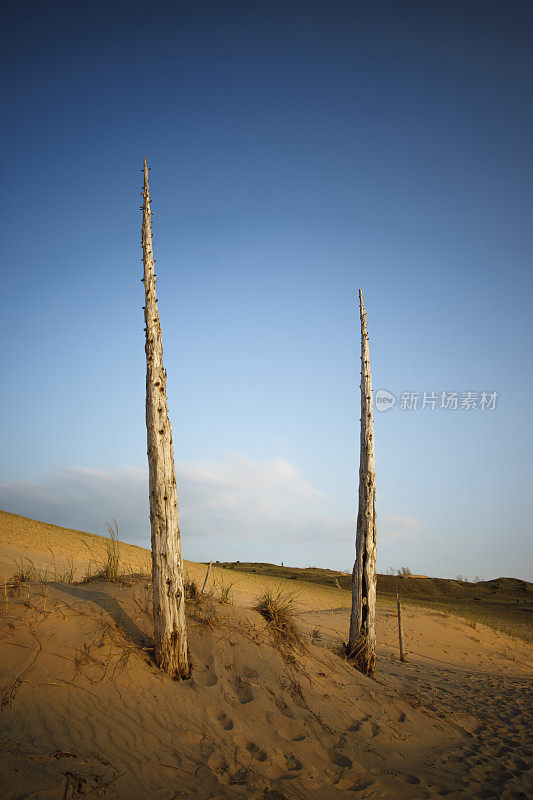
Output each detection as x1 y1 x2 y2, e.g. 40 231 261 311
255 590 302 649
184 576 200 600
50 557 75 584
218 582 234 605
5 560 35 601
397 566 413 577
98 521 120 582
342 632 370 672
184 575 218 627
193 607 217 627
10 559 36 585
8 555 76 593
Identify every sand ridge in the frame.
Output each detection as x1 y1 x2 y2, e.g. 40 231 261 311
0 579 464 799
0 510 531 798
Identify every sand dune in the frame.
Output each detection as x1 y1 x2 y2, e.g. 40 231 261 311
0 511 531 799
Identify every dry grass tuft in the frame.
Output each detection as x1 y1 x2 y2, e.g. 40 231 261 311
16 559 37 581
184 575 218 627
191 606 218 628
254 590 302 650
46 554 75 584
101 521 120 582
218 582 234 605
7 557 71 593
8 559 36 591
341 633 371 673
184 576 200 600
82 522 121 583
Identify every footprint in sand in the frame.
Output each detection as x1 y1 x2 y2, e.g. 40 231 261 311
232 677 255 704
357 721 380 737
350 778 375 791
401 773 420 784
246 742 268 762
217 712 234 730
348 713 370 732
329 751 353 769
284 753 303 771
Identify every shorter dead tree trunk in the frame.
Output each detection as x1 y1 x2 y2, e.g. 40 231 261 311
201 561 212 594
347 290 377 676
396 592 407 662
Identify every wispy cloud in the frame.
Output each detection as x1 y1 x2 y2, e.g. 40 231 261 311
0 457 426 566
179 454 327 539
379 513 426 542
0 456 347 550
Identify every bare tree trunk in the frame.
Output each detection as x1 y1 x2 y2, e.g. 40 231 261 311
347 289 377 676
396 592 407 662
201 561 212 594
142 157 190 679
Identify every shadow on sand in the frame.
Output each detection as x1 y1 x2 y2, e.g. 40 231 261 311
54 583 152 651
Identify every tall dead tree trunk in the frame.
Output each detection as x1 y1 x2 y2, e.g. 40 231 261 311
141 157 190 679
347 289 377 676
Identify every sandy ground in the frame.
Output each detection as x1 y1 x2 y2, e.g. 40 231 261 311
0 511 532 799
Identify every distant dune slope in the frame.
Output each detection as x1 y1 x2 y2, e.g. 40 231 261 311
217 562 533 642
1 510 532 641
0 509 151 581
0 510 354 613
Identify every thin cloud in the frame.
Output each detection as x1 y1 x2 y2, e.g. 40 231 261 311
0 457 426 564
379 513 426 542
0 465 148 540
0 456 343 549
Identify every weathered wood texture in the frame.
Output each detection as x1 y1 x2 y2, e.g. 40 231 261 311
397 592 407 662
142 157 190 678
348 289 377 676
201 561 212 594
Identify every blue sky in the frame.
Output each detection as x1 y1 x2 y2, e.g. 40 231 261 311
1 0 532 579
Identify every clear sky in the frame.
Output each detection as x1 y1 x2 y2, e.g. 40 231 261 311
1 0 532 580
